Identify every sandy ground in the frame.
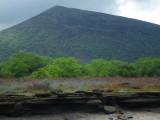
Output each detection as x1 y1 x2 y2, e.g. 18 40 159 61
0 107 160 120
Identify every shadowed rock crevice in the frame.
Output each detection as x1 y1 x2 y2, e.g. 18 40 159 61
0 91 160 116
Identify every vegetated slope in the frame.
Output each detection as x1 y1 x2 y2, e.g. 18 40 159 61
0 6 160 62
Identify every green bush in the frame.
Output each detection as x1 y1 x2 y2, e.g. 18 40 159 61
1 51 160 78
0 51 54 78
31 57 83 78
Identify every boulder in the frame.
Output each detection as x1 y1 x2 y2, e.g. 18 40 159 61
87 100 102 105
104 105 117 114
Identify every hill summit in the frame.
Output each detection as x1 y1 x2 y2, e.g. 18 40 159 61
0 6 160 62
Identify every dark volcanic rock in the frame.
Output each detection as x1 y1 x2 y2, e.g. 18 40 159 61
75 91 86 94
87 100 102 105
35 93 51 97
0 92 160 116
106 89 113 92
56 92 69 97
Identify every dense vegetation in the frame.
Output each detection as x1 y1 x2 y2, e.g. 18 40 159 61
0 51 160 78
0 6 160 62
0 51 53 78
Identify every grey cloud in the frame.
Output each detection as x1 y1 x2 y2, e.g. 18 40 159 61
0 1 59 23
56 0 119 14
0 0 119 30
0 0 159 30
0 0 60 29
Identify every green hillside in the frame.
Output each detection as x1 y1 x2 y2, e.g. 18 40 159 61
0 6 160 62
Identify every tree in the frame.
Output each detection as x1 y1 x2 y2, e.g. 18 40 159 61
53 57 82 77
31 64 62 79
110 60 138 77
136 57 160 77
91 59 116 77
31 57 83 78
81 64 96 77
0 51 54 78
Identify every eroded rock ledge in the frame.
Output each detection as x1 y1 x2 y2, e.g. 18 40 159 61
0 91 160 116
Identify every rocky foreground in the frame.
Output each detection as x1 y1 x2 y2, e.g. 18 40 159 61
0 91 160 120
0 110 160 120
0 107 160 120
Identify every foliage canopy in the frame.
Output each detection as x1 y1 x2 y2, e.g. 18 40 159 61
0 51 160 78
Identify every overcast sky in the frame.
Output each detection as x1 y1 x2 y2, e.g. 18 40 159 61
0 0 160 30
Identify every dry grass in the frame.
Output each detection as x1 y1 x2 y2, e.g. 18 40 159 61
0 77 160 95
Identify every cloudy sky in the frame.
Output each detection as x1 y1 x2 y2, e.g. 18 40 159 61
0 0 160 30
